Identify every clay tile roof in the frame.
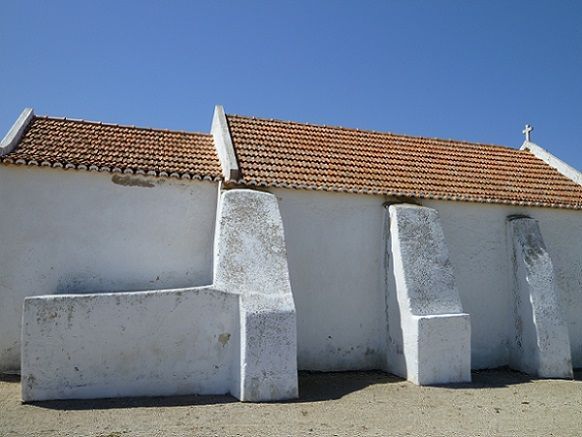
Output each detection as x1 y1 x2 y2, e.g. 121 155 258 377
226 114 582 210
1 116 222 181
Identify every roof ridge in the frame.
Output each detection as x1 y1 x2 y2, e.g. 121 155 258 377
35 115 212 138
226 113 518 152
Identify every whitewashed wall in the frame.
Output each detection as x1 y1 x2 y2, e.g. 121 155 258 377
270 188 582 371
0 166 218 371
22 287 238 401
2 165 581 374
424 199 582 369
422 199 516 369
535 208 582 368
271 188 387 371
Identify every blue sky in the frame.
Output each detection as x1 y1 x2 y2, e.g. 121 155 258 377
2 1 581 169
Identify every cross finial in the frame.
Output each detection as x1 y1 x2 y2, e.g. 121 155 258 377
522 124 533 142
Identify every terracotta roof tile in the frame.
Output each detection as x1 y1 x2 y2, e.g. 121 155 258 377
1 116 222 181
3 112 581 210
226 114 582 209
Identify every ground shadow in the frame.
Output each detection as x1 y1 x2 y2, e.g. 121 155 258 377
430 367 535 389
431 367 582 389
0 373 20 383
24 371 401 411
27 393 238 411
1 372 235 412
15 368 581 411
294 370 403 403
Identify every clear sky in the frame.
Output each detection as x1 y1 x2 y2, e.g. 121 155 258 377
2 1 581 169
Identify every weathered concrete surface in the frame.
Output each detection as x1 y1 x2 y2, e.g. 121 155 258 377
508 217 573 378
0 167 218 372
413 314 471 385
214 189 298 401
387 204 471 385
21 287 239 402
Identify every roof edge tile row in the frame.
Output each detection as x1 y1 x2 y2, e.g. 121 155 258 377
225 113 582 210
1 107 581 211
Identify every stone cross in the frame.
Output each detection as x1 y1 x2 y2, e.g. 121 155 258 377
522 124 533 142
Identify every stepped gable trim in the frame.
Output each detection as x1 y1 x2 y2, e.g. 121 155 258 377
521 141 582 186
211 105 240 182
0 108 34 156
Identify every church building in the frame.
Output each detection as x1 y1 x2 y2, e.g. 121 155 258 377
1 106 580 402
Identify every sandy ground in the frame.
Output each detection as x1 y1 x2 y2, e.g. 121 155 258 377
1 370 582 436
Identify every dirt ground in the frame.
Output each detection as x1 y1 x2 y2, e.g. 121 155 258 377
1 369 582 436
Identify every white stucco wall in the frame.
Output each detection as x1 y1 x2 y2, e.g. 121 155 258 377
22 287 238 401
0 166 218 371
2 164 581 375
214 189 298 401
387 204 471 384
508 217 572 378
534 209 582 368
423 199 582 369
271 188 387 371
266 188 582 372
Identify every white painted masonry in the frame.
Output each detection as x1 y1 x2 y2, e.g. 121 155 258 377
214 189 298 401
424 199 582 370
0 166 218 372
387 204 471 384
22 287 239 401
508 217 573 378
271 188 387 371
268 189 582 373
389 204 464 316
20 188 298 402
521 141 582 186
3 106 582 399
2 157 582 395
